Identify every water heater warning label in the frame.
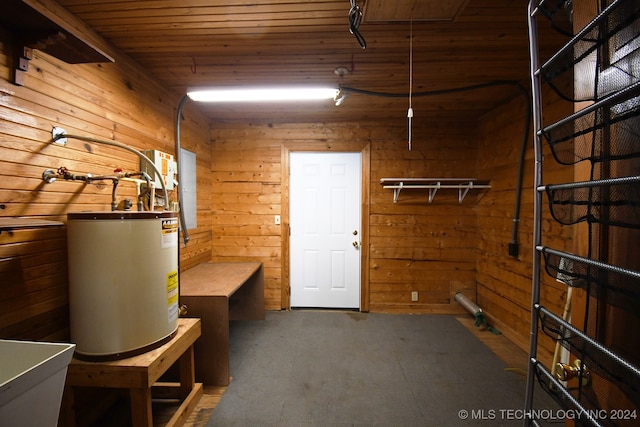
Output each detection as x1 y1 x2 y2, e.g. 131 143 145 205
167 270 179 322
161 218 178 248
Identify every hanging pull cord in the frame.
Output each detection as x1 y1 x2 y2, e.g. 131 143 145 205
408 108 413 151
408 20 413 151
349 0 366 49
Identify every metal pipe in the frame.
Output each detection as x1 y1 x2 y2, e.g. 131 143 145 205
56 167 120 211
121 171 152 211
175 94 190 247
454 292 482 316
455 292 488 330
525 0 544 420
51 129 170 210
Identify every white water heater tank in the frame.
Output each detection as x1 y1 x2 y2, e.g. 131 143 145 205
67 211 179 359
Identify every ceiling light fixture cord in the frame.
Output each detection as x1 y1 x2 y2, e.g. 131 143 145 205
348 0 366 49
408 19 414 151
340 80 524 98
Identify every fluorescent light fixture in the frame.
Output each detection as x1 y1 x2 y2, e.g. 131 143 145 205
187 87 339 103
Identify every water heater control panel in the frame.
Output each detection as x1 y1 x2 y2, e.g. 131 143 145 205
143 150 177 190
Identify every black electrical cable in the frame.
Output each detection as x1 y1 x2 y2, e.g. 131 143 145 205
340 80 531 257
509 83 531 258
340 80 525 98
348 0 366 49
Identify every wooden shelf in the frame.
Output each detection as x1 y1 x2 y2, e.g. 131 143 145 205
380 178 491 203
0 217 64 232
0 0 115 85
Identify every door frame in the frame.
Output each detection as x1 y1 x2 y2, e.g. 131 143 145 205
281 141 370 311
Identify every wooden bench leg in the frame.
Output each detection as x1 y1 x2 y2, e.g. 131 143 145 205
178 345 196 399
129 387 153 427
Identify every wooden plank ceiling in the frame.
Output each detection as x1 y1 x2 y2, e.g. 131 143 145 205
54 0 550 124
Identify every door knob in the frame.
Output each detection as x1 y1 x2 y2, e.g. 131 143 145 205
352 241 360 249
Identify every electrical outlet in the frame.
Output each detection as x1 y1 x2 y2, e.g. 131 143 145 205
411 291 418 302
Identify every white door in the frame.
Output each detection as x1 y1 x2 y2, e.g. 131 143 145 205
289 152 361 309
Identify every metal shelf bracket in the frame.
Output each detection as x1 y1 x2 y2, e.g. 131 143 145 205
380 178 491 204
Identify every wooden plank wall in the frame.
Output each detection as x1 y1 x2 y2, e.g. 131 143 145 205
0 18 573 363
476 88 574 360
369 122 479 313
209 127 284 309
0 28 212 341
211 85 573 358
0 226 69 341
211 118 480 313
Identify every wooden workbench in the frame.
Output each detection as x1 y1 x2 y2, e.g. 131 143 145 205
179 262 265 386
62 318 203 427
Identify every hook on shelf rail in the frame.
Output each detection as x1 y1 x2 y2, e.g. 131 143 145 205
380 178 491 204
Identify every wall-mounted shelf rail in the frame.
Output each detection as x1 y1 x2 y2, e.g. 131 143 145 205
380 178 491 203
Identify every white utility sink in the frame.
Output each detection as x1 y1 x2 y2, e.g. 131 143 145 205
0 339 75 427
